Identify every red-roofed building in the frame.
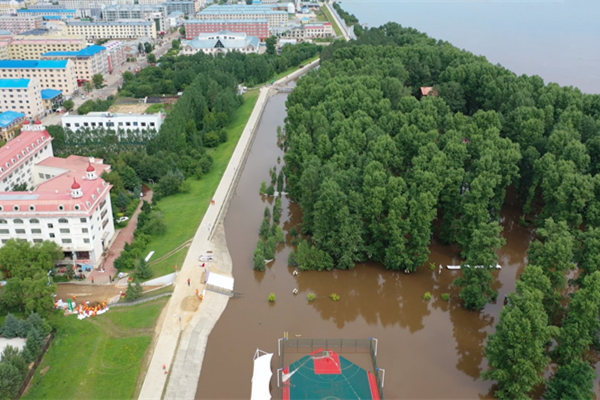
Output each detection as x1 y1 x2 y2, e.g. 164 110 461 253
0 122 115 266
420 86 438 97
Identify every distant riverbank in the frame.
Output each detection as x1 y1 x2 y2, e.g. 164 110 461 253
340 0 600 94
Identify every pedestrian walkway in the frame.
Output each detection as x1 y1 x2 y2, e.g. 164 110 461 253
88 189 153 285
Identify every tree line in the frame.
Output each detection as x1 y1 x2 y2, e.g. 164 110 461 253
282 21 600 398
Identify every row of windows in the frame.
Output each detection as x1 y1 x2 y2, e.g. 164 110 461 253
65 121 156 128
0 227 89 234
0 217 86 224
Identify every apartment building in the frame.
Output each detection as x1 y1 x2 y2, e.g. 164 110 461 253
102 4 167 32
103 41 126 73
185 19 269 40
42 45 108 82
164 1 197 16
56 0 104 18
62 111 164 136
0 59 77 96
0 0 24 16
66 20 157 40
0 15 43 34
0 122 115 265
0 79 44 119
181 31 259 56
197 4 288 29
8 36 87 59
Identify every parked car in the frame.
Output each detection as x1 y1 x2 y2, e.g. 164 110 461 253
116 216 129 223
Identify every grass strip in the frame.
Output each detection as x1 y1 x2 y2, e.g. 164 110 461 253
321 4 343 36
24 298 167 400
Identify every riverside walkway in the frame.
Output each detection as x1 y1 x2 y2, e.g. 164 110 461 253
138 59 320 400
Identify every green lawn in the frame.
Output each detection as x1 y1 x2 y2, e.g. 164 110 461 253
149 247 188 278
24 298 167 400
143 90 259 275
321 5 343 36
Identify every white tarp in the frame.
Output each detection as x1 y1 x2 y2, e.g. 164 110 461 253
251 349 273 400
206 270 234 293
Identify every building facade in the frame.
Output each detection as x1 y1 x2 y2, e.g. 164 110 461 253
103 41 126 73
42 45 108 82
0 15 43 34
102 4 167 33
62 111 164 136
66 20 157 40
8 36 87 60
181 31 259 55
185 19 269 40
282 22 333 39
197 4 288 29
0 59 77 95
0 122 115 265
0 78 44 119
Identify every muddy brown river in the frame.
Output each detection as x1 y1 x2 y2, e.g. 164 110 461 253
196 90 600 398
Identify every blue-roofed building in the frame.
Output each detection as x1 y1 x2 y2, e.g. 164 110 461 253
181 31 260 56
0 111 25 141
41 45 108 82
17 9 76 19
0 78 43 120
0 59 77 95
41 89 63 112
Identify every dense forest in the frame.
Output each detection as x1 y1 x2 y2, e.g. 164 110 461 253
283 22 600 398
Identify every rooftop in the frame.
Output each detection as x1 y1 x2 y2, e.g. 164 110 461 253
187 19 269 24
67 20 152 26
0 59 68 69
41 89 62 100
0 78 31 88
0 111 25 128
17 8 76 13
42 44 106 57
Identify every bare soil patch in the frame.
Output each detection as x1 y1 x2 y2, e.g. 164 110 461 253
180 295 200 312
108 103 149 114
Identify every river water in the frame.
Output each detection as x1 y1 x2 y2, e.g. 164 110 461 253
193 87 588 398
340 0 600 94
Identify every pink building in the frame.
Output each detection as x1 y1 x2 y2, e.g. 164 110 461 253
185 19 269 40
0 121 115 265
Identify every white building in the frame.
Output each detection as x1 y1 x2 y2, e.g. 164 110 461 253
62 111 164 136
180 31 260 56
0 121 115 265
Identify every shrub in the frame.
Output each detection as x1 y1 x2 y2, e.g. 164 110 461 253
125 279 143 301
423 291 432 301
288 250 298 267
307 293 316 302
259 181 268 195
253 241 266 271
268 293 276 302
441 293 451 301
329 293 340 301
